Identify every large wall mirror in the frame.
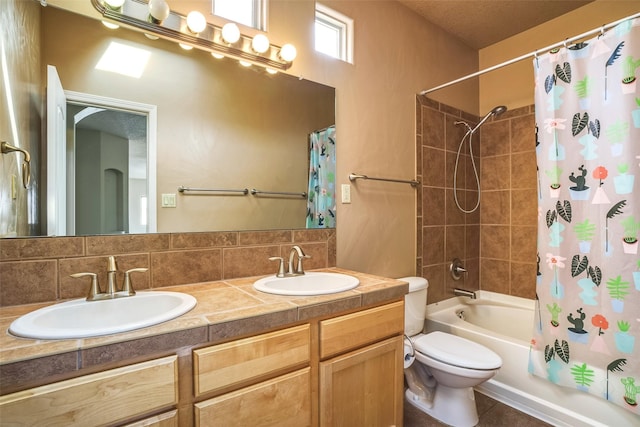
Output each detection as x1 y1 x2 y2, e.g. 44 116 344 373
23 4 335 237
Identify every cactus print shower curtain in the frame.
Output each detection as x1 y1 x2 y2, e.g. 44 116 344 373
529 17 640 414
306 126 336 228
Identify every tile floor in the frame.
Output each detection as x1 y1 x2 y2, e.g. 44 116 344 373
403 391 552 427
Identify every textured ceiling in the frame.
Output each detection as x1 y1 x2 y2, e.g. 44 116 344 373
397 0 594 49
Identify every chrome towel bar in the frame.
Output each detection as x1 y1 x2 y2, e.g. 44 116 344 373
349 173 420 187
251 189 307 198
178 186 249 195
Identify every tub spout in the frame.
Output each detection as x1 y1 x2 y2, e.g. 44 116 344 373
453 288 476 299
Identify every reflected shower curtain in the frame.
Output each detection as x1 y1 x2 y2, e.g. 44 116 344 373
529 17 640 414
306 125 336 228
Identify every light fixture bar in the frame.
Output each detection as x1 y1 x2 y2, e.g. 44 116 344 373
92 0 293 70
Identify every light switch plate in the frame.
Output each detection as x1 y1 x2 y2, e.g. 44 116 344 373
161 193 177 208
341 184 351 204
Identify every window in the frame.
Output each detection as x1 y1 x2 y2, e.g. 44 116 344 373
315 3 353 63
213 0 265 30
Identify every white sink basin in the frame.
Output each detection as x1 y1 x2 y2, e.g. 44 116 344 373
253 272 359 296
9 291 197 340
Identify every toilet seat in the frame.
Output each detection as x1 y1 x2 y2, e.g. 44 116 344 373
412 331 502 370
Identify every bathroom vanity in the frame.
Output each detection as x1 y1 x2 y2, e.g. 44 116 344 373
0 269 408 426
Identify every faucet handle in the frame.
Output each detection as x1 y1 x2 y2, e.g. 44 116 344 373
70 272 101 301
269 257 286 278
295 254 311 275
121 268 148 296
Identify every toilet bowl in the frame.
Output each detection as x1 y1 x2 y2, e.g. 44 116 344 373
400 277 502 427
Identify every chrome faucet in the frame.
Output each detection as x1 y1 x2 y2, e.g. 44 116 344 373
288 245 309 275
71 256 148 301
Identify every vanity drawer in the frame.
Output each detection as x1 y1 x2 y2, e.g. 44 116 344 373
193 324 310 396
0 355 178 426
319 301 404 359
194 368 311 427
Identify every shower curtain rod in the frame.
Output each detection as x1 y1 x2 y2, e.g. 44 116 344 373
419 11 640 95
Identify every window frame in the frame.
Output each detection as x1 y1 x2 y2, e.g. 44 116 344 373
315 3 353 64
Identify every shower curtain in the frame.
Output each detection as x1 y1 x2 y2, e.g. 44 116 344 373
529 17 640 414
306 125 336 228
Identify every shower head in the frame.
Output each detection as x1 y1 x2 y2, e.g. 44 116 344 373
471 105 507 133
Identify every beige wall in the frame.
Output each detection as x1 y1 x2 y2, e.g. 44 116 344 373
479 1 639 114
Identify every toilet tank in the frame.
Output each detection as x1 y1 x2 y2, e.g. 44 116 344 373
399 277 428 336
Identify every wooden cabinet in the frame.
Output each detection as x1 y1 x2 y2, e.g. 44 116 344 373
123 410 178 427
195 368 311 427
193 324 312 426
318 302 404 427
193 324 310 397
0 356 178 426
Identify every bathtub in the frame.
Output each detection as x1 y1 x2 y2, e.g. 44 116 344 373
425 291 638 427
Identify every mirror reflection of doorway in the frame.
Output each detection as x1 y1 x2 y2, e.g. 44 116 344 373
68 106 148 235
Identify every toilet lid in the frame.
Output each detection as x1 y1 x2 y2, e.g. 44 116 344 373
413 331 502 370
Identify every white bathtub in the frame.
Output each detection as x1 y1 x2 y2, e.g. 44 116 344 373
425 291 639 427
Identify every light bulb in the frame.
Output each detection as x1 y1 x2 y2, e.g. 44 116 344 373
179 43 193 50
101 20 120 29
266 68 278 75
148 0 170 24
251 34 270 54
211 52 225 59
239 60 252 67
186 11 206 34
221 23 240 44
104 0 125 10
279 43 297 62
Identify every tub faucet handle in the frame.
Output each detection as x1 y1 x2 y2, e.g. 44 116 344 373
450 258 467 280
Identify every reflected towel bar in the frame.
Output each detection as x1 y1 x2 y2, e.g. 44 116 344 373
178 186 249 195
251 189 307 198
349 173 420 187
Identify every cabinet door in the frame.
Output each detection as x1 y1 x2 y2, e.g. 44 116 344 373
195 367 311 427
319 336 403 427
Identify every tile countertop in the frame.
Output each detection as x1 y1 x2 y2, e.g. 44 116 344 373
0 268 409 366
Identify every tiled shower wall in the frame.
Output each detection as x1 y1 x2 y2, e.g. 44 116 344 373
0 229 336 307
417 97 538 303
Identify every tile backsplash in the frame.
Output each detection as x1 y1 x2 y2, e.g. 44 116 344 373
0 229 336 307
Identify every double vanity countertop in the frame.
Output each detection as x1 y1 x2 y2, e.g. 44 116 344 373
0 268 408 373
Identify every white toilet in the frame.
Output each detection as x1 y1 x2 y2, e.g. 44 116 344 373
401 277 502 427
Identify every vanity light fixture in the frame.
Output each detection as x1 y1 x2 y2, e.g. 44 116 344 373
148 0 170 24
93 0 296 71
221 22 241 44
186 11 206 34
